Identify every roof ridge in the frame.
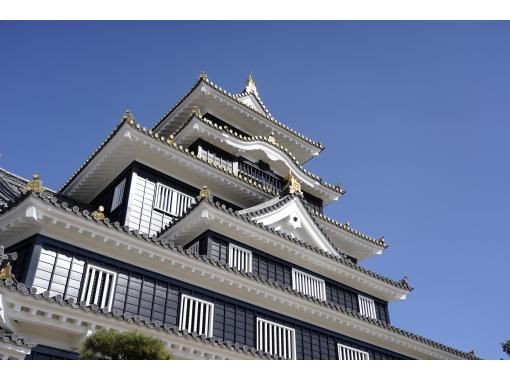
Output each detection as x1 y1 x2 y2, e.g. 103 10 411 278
151 74 325 151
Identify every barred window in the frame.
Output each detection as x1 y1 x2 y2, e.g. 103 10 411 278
178 294 214 337
154 182 195 217
337 343 370 360
291 268 326 301
256 318 296 360
358 295 377 319
111 178 126 211
228 243 252 273
80 264 117 311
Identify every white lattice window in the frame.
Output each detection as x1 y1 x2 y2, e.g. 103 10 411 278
256 318 296 360
337 343 370 360
154 182 195 217
111 178 126 211
188 241 200 254
80 264 117 311
291 268 326 301
228 243 252 273
358 295 377 319
178 295 214 337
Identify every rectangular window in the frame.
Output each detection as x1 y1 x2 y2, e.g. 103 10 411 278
111 178 126 211
228 243 252 273
337 343 370 360
80 264 117 311
358 295 377 319
154 182 195 217
291 268 326 301
178 294 214 337
256 318 296 360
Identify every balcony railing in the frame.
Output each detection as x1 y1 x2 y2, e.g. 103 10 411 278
238 159 283 193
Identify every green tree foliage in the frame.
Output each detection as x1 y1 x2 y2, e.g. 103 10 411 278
80 329 172 360
503 340 510 357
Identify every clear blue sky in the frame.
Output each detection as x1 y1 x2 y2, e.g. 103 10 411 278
1 21 508 359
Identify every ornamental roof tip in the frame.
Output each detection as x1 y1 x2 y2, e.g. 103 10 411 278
152 73 325 151
180 112 344 195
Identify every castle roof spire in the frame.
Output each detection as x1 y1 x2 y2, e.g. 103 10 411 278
245 73 258 94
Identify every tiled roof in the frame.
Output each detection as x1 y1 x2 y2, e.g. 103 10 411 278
159 195 412 292
0 279 277 360
152 73 325 151
306 207 388 249
0 192 477 359
59 117 289 197
0 326 36 349
174 112 344 194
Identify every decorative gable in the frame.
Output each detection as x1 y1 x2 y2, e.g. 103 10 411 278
236 93 267 114
238 195 339 256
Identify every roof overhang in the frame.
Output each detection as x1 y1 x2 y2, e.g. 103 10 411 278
159 200 409 302
173 116 341 205
60 122 275 207
0 196 472 359
153 79 322 163
314 218 385 261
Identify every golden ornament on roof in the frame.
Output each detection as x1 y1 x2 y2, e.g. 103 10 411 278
284 171 302 195
92 205 105 221
0 262 14 280
268 132 276 144
199 185 211 199
23 173 44 194
245 73 258 94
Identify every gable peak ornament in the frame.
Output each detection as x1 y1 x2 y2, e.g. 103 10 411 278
92 205 106 221
245 73 258 95
122 110 135 124
199 185 211 200
284 171 302 195
23 173 44 194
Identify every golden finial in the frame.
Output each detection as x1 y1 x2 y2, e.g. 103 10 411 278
199 185 211 200
122 110 135 124
199 71 208 80
245 73 258 94
192 106 202 118
0 262 14 280
92 205 105 221
268 132 276 144
284 171 302 195
23 173 44 194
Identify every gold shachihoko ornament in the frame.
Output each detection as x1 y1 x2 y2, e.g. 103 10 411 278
199 185 211 199
284 171 302 195
0 262 14 280
92 205 106 221
23 173 44 194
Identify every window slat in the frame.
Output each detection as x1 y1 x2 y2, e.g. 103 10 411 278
256 318 296 360
291 268 326 301
178 294 214 337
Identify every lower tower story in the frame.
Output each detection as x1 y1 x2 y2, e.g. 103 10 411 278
1 234 409 360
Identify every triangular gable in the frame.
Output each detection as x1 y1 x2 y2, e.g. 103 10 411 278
236 93 267 115
238 195 339 256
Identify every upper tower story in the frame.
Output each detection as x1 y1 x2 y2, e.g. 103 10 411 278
153 73 325 164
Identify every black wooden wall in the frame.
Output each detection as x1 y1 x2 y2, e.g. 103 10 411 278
192 231 390 324
15 234 406 360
